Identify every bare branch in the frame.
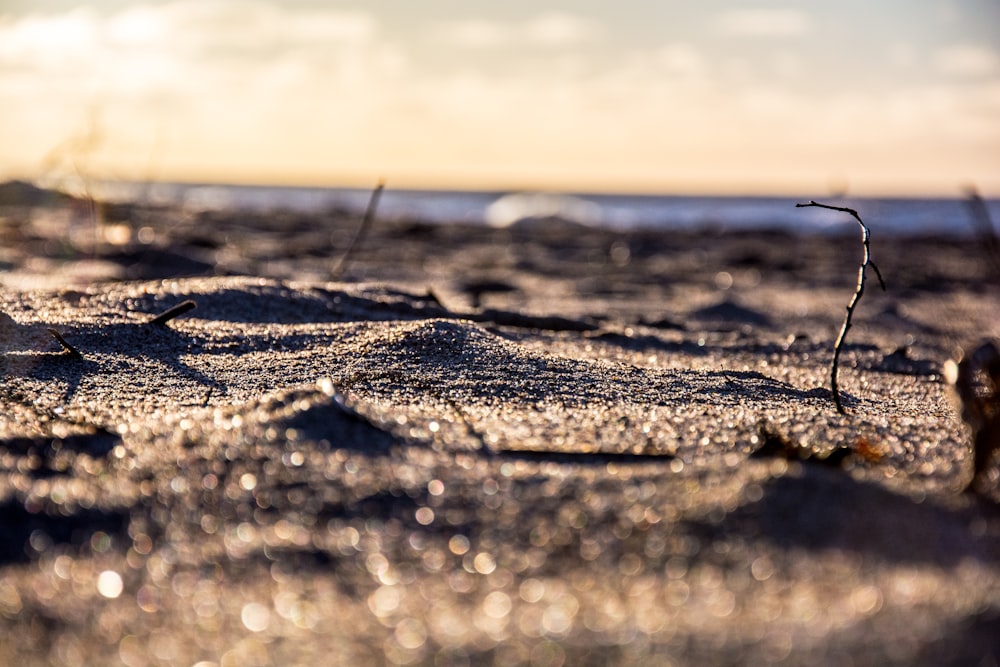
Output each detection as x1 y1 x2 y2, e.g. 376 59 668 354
796 200 885 414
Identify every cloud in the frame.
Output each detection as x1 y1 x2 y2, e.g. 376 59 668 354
437 19 510 49
435 12 601 49
523 12 602 46
714 9 812 37
0 8 100 71
653 44 707 77
0 1 397 178
4 2 392 90
933 44 1000 77
0 1 379 71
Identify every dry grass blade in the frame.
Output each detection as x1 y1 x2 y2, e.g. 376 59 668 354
796 200 885 414
331 181 385 279
964 187 1000 282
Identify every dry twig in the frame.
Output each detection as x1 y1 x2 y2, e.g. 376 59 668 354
148 300 197 326
47 328 82 358
796 201 885 414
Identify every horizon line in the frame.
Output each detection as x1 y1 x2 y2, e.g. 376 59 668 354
20 173 998 202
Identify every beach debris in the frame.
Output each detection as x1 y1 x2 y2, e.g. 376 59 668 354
851 435 886 463
877 344 939 377
495 448 675 465
946 341 1000 493
688 297 772 332
331 180 384 279
796 201 885 414
637 314 685 331
460 279 518 309
750 423 886 467
473 308 599 333
148 299 197 326
46 328 82 358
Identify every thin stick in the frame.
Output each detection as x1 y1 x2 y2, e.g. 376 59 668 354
796 201 885 414
47 328 82 358
331 181 385 279
148 300 197 326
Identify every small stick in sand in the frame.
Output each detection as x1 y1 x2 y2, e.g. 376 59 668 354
796 200 885 414
148 299 197 326
47 328 83 358
331 181 385 279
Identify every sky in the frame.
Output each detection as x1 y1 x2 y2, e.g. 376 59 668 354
1 0 999 196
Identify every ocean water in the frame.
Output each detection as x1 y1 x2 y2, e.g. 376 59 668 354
97 181 1000 238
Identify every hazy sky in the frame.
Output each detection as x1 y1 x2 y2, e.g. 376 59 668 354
2 0 999 195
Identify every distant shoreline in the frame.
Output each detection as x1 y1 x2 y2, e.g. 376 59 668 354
9 178 998 237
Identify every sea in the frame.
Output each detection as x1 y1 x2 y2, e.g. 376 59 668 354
94 181 1000 238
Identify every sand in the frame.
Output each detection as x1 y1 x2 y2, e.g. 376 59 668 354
1 190 999 666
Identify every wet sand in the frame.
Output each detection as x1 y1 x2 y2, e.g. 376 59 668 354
1 190 999 665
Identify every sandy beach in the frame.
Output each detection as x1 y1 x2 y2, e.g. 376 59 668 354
1 187 999 665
